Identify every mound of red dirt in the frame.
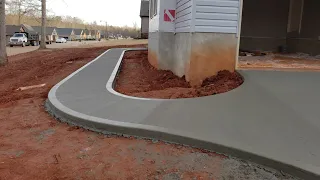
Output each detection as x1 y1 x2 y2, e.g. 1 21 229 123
115 51 244 99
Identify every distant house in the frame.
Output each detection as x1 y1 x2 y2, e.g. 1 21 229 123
73 29 83 40
5 25 24 45
83 29 90 40
90 30 96 40
140 0 149 39
95 30 101 40
32 26 58 42
89 30 100 40
56 28 75 40
100 31 106 39
84 29 97 40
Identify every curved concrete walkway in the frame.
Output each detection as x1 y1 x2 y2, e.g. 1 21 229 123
46 48 320 179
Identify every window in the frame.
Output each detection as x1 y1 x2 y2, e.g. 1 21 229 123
150 0 157 19
13 33 24 37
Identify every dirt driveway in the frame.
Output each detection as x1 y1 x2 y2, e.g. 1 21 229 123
6 39 148 56
0 46 299 179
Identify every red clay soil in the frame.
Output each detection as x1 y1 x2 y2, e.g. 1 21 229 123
115 51 244 99
0 46 227 179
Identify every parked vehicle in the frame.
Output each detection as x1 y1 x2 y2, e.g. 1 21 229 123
56 38 67 43
9 32 39 47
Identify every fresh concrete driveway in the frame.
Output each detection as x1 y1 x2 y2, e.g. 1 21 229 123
46 48 320 180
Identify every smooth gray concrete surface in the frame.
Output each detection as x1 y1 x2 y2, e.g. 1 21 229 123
47 48 320 180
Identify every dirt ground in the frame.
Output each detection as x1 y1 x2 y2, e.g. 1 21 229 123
115 51 243 99
238 53 320 71
6 39 148 56
0 47 298 180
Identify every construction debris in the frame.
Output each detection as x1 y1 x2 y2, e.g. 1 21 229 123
239 50 267 57
16 84 46 91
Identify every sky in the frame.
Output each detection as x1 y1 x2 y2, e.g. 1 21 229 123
47 0 142 27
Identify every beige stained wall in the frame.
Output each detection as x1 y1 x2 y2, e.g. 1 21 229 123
148 32 237 86
187 33 237 86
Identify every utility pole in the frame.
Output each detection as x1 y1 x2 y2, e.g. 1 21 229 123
0 0 8 65
40 0 46 49
105 21 108 40
18 1 21 25
101 20 108 40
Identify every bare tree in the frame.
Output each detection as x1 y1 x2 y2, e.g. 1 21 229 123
39 0 46 49
0 0 8 65
6 0 40 25
132 22 139 38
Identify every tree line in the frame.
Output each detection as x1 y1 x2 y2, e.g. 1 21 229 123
5 0 140 37
6 14 140 38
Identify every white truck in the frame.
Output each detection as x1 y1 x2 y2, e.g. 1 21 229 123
9 32 39 47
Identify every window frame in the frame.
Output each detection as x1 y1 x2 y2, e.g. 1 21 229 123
150 0 154 19
150 0 158 19
153 0 157 17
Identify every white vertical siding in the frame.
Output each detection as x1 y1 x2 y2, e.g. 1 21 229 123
155 0 241 34
175 0 193 32
193 0 240 33
159 0 176 32
149 0 161 32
